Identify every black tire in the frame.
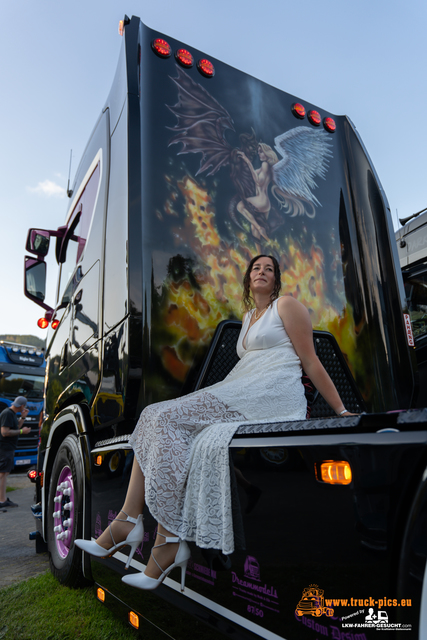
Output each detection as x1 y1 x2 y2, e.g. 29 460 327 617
47 434 91 588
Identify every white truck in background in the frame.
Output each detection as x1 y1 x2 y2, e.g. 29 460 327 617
396 209 427 404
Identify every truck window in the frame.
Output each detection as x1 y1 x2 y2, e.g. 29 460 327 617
57 164 100 305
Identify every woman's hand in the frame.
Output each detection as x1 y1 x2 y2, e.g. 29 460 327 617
337 410 358 417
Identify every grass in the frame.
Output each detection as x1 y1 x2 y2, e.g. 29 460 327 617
0 571 137 640
6 487 17 493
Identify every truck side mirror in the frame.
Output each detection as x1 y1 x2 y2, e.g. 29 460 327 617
26 229 51 257
24 257 53 315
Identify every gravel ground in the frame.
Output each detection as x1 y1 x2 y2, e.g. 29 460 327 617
0 471 49 589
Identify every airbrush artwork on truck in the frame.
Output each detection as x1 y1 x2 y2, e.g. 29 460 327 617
145 67 368 410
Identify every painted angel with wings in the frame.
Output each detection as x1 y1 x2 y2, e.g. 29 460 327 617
167 68 333 251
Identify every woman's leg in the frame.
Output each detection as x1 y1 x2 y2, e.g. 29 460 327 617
143 522 181 579
95 456 145 550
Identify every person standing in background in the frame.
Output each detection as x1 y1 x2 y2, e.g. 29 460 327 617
0 396 30 508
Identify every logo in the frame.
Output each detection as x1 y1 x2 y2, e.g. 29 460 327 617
295 584 334 618
232 556 280 616
365 607 388 626
244 555 260 581
404 313 414 346
341 604 412 632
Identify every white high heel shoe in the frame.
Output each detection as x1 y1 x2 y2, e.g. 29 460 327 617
75 511 144 570
122 532 190 591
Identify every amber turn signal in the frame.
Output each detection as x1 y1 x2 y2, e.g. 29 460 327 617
316 460 352 485
129 612 140 629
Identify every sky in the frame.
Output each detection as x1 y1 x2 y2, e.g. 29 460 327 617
1 0 426 339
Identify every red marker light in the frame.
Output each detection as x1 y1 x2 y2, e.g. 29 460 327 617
292 103 306 119
308 110 321 126
175 49 194 68
152 38 172 58
28 469 38 480
323 117 336 133
197 59 215 78
51 319 60 330
37 318 49 329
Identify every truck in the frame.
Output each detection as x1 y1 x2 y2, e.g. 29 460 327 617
396 209 427 403
0 340 45 467
23 15 426 640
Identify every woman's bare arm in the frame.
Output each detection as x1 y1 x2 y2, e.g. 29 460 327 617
277 296 353 416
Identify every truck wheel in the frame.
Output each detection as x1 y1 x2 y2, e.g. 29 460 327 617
47 434 90 588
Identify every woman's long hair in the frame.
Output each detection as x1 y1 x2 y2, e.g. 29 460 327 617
242 254 282 312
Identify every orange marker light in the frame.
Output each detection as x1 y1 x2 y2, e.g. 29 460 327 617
95 455 103 466
37 317 49 329
129 611 140 629
118 20 124 36
197 59 215 77
318 461 352 485
97 588 105 602
152 38 172 58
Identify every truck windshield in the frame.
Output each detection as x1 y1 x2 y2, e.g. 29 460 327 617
0 373 44 400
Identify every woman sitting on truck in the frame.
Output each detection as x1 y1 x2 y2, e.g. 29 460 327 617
76 254 352 591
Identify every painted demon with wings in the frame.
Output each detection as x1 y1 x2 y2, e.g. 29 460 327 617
167 67 333 251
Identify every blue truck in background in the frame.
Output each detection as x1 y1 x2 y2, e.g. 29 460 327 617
0 341 45 467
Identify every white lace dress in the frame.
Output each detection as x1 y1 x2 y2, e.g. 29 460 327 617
129 298 307 554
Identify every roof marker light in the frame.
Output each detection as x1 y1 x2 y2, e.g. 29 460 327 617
118 21 124 36
308 110 321 126
37 318 49 329
292 103 306 119
197 59 215 78
175 49 194 68
152 38 172 58
323 117 336 133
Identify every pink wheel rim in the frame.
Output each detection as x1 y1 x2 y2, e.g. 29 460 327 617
52 466 75 558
